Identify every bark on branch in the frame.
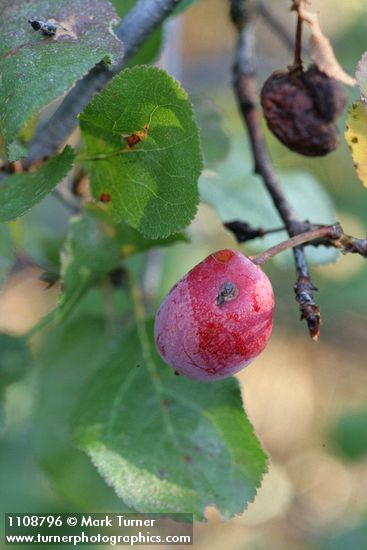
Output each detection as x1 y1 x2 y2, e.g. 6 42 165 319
229 0 323 339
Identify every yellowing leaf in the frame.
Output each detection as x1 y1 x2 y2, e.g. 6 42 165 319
345 101 367 187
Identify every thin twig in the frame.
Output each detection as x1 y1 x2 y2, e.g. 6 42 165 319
229 0 322 340
25 0 184 166
224 220 286 242
250 224 342 265
336 233 367 258
225 219 367 255
291 0 303 68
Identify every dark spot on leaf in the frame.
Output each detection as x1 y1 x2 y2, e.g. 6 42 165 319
183 455 191 464
352 137 359 143
174 371 180 376
125 124 149 149
99 192 111 203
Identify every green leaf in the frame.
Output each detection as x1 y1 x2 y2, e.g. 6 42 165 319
72 321 267 520
59 210 122 320
0 146 75 223
86 204 188 253
117 223 188 255
0 0 123 157
345 101 367 188
59 206 186 319
34 316 133 509
7 113 39 160
330 409 367 461
7 140 28 163
80 66 202 238
10 193 72 271
0 225 14 287
356 51 367 100
200 142 339 266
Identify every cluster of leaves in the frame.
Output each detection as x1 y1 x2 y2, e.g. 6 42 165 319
0 0 365 521
0 0 266 520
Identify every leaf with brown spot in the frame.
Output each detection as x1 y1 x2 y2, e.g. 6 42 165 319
124 125 149 149
80 66 202 239
0 0 123 160
345 100 367 188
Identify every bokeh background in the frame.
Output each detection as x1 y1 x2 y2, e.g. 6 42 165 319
1 1 367 549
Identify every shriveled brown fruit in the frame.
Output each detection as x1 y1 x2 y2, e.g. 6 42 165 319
261 65 348 156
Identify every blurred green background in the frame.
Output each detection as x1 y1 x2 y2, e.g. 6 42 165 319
1 1 366 549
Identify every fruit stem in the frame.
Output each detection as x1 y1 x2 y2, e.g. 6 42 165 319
250 224 342 266
291 0 303 69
